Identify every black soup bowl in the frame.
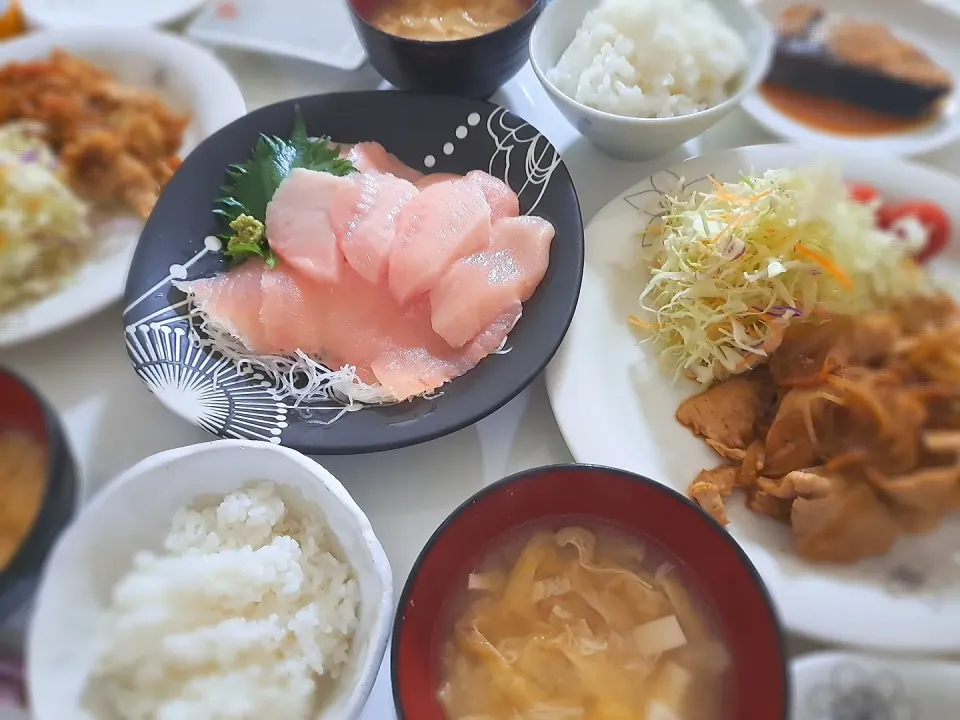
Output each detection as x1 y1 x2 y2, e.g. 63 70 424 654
348 0 545 99
123 91 584 455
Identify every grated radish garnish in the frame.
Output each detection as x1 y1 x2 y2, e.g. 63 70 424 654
182 298 398 422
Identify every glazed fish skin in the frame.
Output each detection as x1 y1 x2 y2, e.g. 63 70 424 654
767 7 953 118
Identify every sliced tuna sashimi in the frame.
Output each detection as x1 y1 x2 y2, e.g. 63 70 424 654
415 171 519 220
253 263 483 396
465 170 520 221
259 265 330 357
430 215 555 348
388 177 493 305
329 171 418 285
191 259 515 401
179 259 276 354
415 173 460 190
342 142 424 184
265 168 351 283
369 303 520 400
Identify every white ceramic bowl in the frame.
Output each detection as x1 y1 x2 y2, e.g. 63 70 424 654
0 28 247 349
27 440 393 720
21 0 208 29
529 0 774 160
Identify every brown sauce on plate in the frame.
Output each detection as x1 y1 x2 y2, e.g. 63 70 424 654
760 83 939 136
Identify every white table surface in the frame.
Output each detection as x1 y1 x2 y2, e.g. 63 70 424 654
5 39 960 717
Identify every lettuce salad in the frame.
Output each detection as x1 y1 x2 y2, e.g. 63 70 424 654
634 164 926 385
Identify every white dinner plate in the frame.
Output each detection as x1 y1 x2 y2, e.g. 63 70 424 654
742 0 960 157
187 0 367 72
546 144 960 652
0 29 247 349
791 652 960 719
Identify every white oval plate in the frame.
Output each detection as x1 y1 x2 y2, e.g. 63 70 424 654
186 0 367 72
791 652 960 719
21 0 208 29
546 144 960 652
741 0 960 157
0 29 246 349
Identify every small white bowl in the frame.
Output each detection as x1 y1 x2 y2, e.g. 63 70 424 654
529 0 774 160
21 0 208 29
27 440 393 720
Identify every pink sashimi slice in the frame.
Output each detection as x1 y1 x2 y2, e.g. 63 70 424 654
465 170 520 221
179 260 277 354
265 168 352 283
329 171 418 285
259 265 330 357
429 215 556 348
251 264 484 397
460 306 522 365
415 173 460 190
191 260 512 401
388 177 493 305
342 142 424 184
415 171 519 220
369 305 519 399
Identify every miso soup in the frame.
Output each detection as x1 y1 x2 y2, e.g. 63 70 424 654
437 519 731 719
371 0 528 42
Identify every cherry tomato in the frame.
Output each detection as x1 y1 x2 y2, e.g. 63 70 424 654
848 183 881 205
877 200 952 263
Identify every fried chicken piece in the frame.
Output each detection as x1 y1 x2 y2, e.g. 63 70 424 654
59 130 167 218
0 49 189 217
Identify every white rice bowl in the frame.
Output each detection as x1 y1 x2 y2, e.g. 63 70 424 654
547 0 748 118
28 441 393 720
84 481 360 720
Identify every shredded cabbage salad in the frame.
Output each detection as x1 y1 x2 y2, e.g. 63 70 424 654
633 164 926 385
0 122 92 311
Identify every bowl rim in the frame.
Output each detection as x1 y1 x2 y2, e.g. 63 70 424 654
0 369 78 612
347 0 546 46
27 439 394 720
390 461 790 719
528 0 775 126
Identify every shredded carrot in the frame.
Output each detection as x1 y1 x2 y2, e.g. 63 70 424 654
795 244 854 290
628 315 655 330
709 177 772 205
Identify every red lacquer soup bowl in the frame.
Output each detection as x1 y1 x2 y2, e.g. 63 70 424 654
392 463 789 719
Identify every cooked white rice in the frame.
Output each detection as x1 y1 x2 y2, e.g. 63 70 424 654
546 0 748 118
87 481 360 720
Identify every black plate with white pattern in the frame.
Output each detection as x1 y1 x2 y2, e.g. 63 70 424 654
122 91 584 454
